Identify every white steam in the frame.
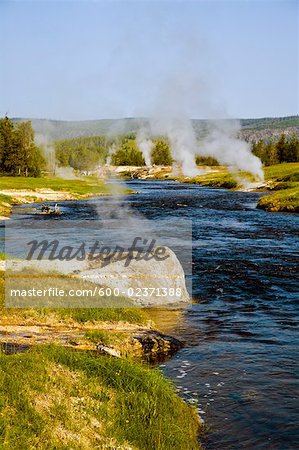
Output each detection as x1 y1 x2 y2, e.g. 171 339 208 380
106 143 116 165
144 84 264 180
136 129 153 166
55 166 77 179
35 133 78 179
35 134 56 174
133 34 264 181
150 116 202 177
199 120 264 180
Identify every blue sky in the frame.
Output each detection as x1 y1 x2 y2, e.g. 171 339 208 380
0 0 298 120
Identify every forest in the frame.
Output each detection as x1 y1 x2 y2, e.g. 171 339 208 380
55 131 299 170
251 134 299 166
55 134 172 169
0 117 45 177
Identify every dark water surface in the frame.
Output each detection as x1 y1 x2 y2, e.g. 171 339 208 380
5 180 299 449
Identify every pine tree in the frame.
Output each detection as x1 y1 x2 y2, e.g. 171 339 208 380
276 134 288 163
286 133 299 162
0 117 45 176
151 138 172 165
0 116 15 173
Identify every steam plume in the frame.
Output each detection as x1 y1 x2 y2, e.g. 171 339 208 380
144 84 264 180
199 120 264 180
136 129 153 166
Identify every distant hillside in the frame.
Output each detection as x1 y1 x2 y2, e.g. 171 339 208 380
13 118 148 141
239 116 299 142
239 116 299 129
13 115 299 142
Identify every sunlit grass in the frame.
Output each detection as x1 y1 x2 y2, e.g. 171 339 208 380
0 271 145 325
257 163 299 212
264 162 299 182
0 345 201 449
258 185 299 212
0 176 128 196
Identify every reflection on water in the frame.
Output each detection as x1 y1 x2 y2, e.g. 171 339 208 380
4 179 299 449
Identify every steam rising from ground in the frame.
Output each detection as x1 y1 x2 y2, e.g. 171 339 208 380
35 134 56 174
35 134 78 179
200 120 264 180
136 130 153 166
145 100 264 180
151 116 203 177
133 34 264 181
106 143 116 166
55 166 78 179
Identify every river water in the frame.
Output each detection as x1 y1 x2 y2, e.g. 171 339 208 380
5 179 299 449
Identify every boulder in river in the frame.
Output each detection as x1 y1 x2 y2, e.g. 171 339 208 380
78 246 190 306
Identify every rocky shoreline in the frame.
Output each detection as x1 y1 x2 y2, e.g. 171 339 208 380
0 322 183 362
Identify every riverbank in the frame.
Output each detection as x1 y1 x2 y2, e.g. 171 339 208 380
0 345 201 449
0 178 203 448
0 175 131 219
115 163 299 213
0 261 202 449
256 163 299 212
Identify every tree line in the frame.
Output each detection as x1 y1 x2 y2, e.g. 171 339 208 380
252 133 299 166
56 131 299 169
0 117 45 176
55 134 172 169
1 116 298 178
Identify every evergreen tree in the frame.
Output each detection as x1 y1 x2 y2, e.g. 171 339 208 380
151 138 172 165
111 139 145 166
286 133 299 162
265 142 279 166
69 147 99 172
0 116 15 173
0 117 45 176
276 134 288 163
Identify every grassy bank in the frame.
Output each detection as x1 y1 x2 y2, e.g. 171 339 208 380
0 175 130 218
257 185 299 212
177 168 240 189
257 163 299 212
0 175 116 194
0 345 201 450
0 194 12 217
0 268 202 449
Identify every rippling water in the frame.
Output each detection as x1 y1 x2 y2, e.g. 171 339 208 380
4 179 299 449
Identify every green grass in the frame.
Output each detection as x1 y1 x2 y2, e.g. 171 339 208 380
190 170 239 189
0 194 12 216
0 270 202 449
0 345 201 450
0 194 11 203
264 163 299 182
0 270 145 325
257 163 299 213
0 176 128 196
258 185 299 213
85 329 128 345
58 307 145 324
175 168 257 189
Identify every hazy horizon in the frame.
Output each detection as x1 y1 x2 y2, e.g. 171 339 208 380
12 114 299 122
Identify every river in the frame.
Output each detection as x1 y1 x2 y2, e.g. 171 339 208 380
5 179 299 449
